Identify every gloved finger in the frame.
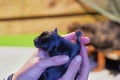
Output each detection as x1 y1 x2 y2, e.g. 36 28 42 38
37 55 69 70
59 55 82 80
77 45 90 80
81 37 90 45
37 48 49 59
62 32 75 41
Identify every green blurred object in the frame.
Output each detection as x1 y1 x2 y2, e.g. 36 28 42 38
0 34 37 47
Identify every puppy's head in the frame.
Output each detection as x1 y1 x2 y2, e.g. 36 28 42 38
34 28 59 51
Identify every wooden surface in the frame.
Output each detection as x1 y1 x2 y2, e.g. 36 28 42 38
0 0 107 35
0 0 95 18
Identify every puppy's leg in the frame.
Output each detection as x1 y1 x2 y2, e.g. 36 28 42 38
75 30 82 46
74 30 82 79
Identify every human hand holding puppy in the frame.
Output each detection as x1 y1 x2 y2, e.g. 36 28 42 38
11 32 90 80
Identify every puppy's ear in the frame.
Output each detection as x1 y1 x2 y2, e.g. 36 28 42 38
54 28 58 34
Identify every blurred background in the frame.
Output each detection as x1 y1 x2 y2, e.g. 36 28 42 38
0 0 120 80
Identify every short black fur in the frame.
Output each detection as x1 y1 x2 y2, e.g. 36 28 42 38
34 28 82 80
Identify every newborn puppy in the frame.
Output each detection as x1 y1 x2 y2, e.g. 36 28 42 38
34 28 82 80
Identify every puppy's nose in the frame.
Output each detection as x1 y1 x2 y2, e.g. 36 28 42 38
34 38 40 48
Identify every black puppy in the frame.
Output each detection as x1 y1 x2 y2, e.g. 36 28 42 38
34 28 82 80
